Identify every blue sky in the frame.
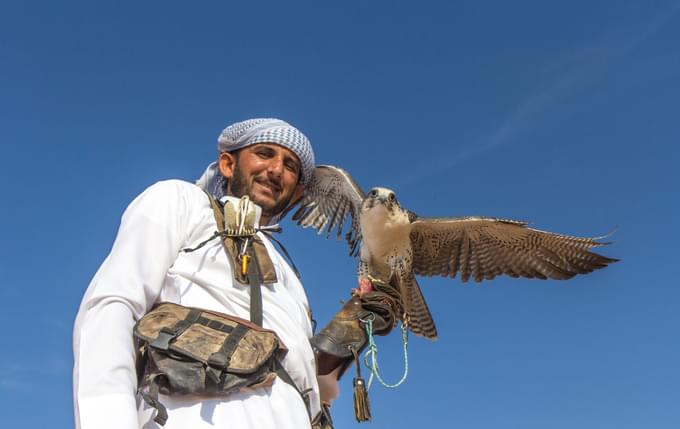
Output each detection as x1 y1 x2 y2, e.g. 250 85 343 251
1 1 679 427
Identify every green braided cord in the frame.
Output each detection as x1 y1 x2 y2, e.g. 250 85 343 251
362 318 409 390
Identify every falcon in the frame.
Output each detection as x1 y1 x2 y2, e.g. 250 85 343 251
291 165 618 340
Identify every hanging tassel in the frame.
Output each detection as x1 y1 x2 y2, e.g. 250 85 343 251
351 346 371 422
353 375 371 422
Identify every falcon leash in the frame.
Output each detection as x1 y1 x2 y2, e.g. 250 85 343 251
362 316 410 390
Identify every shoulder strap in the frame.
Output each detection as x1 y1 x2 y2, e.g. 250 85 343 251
206 192 226 231
245 245 264 326
203 191 266 326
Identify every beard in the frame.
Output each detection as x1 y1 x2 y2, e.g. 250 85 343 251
228 164 295 220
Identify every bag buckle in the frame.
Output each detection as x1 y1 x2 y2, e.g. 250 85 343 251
150 328 176 351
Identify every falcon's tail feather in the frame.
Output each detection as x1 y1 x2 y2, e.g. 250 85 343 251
398 273 438 340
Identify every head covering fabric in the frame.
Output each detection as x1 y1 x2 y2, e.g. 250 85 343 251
196 119 315 222
217 118 315 185
195 162 225 199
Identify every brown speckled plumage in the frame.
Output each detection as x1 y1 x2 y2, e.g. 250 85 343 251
292 165 618 340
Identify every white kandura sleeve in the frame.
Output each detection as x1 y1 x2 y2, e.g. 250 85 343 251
73 181 192 429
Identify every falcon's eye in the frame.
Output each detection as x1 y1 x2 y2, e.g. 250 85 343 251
369 190 378 198
388 193 396 202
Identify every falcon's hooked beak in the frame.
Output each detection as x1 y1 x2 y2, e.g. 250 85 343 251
365 187 399 210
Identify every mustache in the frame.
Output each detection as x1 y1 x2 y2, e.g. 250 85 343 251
254 177 282 192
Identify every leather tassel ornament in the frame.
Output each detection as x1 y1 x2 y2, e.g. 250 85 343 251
351 346 371 422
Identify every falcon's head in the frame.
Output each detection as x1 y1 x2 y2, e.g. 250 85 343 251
363 187 401 213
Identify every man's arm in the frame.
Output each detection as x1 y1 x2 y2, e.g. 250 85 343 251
73 181 192 429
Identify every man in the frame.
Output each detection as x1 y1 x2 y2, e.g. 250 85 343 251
73 118 334 428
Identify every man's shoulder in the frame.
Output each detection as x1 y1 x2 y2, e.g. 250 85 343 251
138 179 211 204
125 179 210 218
144 179 204 195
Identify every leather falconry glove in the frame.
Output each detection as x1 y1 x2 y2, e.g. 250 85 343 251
311 287 399 423
312 289 398 379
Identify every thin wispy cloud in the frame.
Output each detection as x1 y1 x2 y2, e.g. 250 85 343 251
40 312 73 333
0 317 73 392
491 1 680 145
403 3 680 185
0 356 70 393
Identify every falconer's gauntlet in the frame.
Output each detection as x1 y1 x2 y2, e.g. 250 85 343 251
312 287 399 379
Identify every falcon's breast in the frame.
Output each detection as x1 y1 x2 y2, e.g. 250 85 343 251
360 201 412 274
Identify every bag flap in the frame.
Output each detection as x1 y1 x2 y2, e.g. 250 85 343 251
134 302 287 373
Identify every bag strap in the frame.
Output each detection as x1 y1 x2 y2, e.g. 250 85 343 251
149 308 202 350
245 245 264 326
141 373 169 425
204 192 265 326
273 358 313 420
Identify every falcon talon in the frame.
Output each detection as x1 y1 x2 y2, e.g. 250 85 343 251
357 277 374 296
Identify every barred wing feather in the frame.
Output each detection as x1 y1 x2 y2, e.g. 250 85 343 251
410 216 618 283
292 165 365 256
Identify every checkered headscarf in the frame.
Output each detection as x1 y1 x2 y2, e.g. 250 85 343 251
196 118 315 201
218 118 315 185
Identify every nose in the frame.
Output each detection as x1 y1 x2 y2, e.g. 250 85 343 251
266 155 284 179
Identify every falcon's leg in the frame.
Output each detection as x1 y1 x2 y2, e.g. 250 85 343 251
356 278 374 295
354 260 374 296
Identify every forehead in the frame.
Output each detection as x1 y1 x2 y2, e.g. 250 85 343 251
246 143 300 163
241 142 302 168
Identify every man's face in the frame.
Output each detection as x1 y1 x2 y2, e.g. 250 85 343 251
219 143 303 222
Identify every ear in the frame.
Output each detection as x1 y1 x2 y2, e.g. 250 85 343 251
218 152 236 179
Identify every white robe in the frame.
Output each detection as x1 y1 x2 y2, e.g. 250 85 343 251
73 180 330 429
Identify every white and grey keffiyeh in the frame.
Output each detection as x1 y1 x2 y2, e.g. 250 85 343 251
196 118 315 201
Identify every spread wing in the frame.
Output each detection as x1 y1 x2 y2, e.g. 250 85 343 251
410 216 618 282
291 165 365 256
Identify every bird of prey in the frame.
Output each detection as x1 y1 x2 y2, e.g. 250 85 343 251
291 165 618 340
